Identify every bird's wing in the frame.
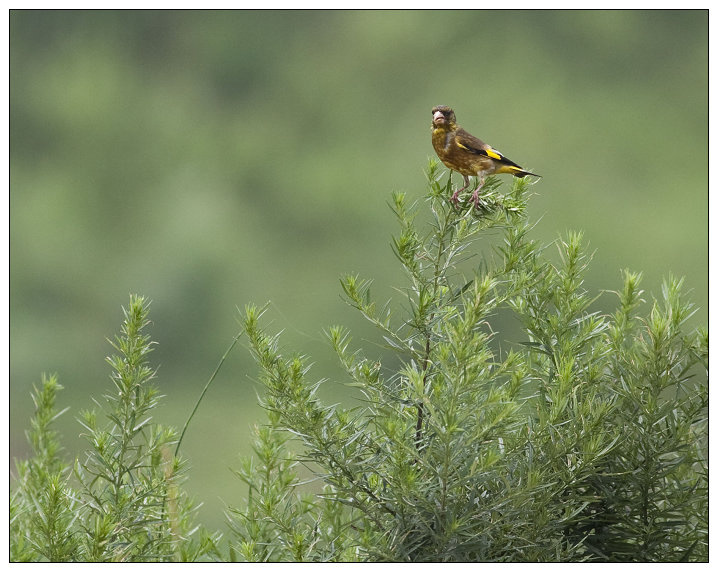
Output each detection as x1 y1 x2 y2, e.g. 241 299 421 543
455 128 521 168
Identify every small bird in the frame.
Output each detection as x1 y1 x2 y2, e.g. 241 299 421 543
431 105 540 207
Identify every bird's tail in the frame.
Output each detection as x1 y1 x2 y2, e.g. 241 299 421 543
511 167 541 178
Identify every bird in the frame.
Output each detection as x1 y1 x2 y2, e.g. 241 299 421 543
431 105 540 208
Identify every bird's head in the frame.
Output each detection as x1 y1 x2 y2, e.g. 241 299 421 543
431 105 457 130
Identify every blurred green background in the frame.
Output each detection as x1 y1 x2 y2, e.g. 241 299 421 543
10 10 707 532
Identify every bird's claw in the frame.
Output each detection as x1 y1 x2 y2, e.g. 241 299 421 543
471 190 485 210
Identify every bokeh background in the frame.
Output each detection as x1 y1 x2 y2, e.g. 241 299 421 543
10 10 707 532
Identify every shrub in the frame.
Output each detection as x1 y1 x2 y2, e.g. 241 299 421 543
10 296 220 562
227 161 707 561
11 163 707 561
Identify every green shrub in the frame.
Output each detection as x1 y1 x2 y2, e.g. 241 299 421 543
10 296 220 562
228 162 707 562
11 162 707 561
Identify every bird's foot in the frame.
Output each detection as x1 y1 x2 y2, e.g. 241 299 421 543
471 189 485 209
450 185 469 207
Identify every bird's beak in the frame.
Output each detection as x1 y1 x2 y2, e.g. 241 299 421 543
433 110 446 125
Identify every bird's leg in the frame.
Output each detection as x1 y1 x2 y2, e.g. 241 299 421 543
450 175 471 205
471 177 486 209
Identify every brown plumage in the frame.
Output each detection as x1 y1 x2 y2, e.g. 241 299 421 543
431 105 540 207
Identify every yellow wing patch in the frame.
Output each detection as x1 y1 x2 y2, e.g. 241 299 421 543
456 139 505 162
485 147 503 161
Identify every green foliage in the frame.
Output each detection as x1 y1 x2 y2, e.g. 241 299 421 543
11 375 78 561
229 161 707 562
11 164 707 562
10 13 707 530
11 296 220 562
226 420 357 562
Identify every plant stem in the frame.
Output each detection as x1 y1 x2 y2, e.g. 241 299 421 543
415 201 451 449
415 315 433 448
175 331 243 456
